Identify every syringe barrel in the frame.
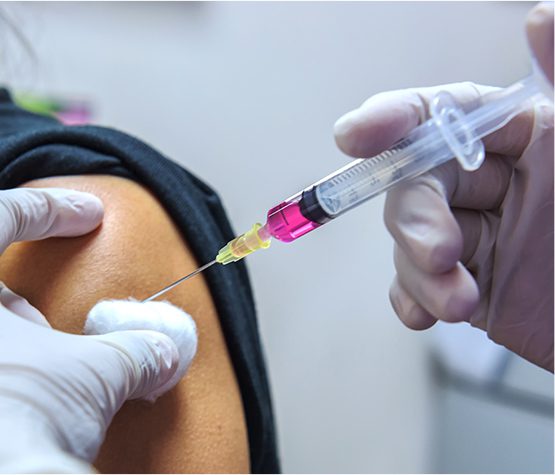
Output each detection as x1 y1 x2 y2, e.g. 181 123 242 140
313 121 450 219
263 121 452 243
265 75 548 243
312 75 546 221
265 116 456 243
221 75 549 260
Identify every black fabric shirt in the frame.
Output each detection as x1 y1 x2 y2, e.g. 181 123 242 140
0 88 279 473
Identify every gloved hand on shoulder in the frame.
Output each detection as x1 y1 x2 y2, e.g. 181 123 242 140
0 187 197 472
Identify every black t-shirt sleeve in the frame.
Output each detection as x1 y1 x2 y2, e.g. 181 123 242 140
0 88 280 473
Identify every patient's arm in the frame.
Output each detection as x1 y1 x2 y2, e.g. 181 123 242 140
0 175 249 473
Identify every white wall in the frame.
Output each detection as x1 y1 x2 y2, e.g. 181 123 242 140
2 2 551 473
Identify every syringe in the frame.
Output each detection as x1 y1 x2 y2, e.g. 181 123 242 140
143 73 550 302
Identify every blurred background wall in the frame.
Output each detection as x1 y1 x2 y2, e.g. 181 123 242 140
1 2 552 473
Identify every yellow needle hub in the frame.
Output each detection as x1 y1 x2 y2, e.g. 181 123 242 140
216 223 271 265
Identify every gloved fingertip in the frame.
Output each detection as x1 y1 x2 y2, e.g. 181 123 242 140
62 190 104 234
390 278 437 330
335 89 426 159
405 305 438 331
334 109 363 157
526 2 554 84
23 188 105 238
443 268 480 323
527 2 554 29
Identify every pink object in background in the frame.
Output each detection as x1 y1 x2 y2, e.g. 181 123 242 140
56 104 92 125
15 93 93 126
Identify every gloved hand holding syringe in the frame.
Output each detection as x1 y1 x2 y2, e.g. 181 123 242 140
143 69 552 303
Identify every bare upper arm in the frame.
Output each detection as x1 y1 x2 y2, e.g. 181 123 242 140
0 175 250 473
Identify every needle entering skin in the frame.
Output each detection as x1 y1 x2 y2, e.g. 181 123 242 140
142 260 217 303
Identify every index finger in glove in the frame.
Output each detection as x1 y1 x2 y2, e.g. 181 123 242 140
0 188 104 254
393 244 480 323
384 153 514 274
334 82 535 159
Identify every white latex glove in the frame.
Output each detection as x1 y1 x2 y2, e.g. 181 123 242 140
334 3 554 372
0 188 197 472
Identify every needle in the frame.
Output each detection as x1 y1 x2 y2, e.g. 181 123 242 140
142 259 217 303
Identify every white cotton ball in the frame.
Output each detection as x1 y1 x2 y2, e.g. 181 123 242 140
84 299 197 402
